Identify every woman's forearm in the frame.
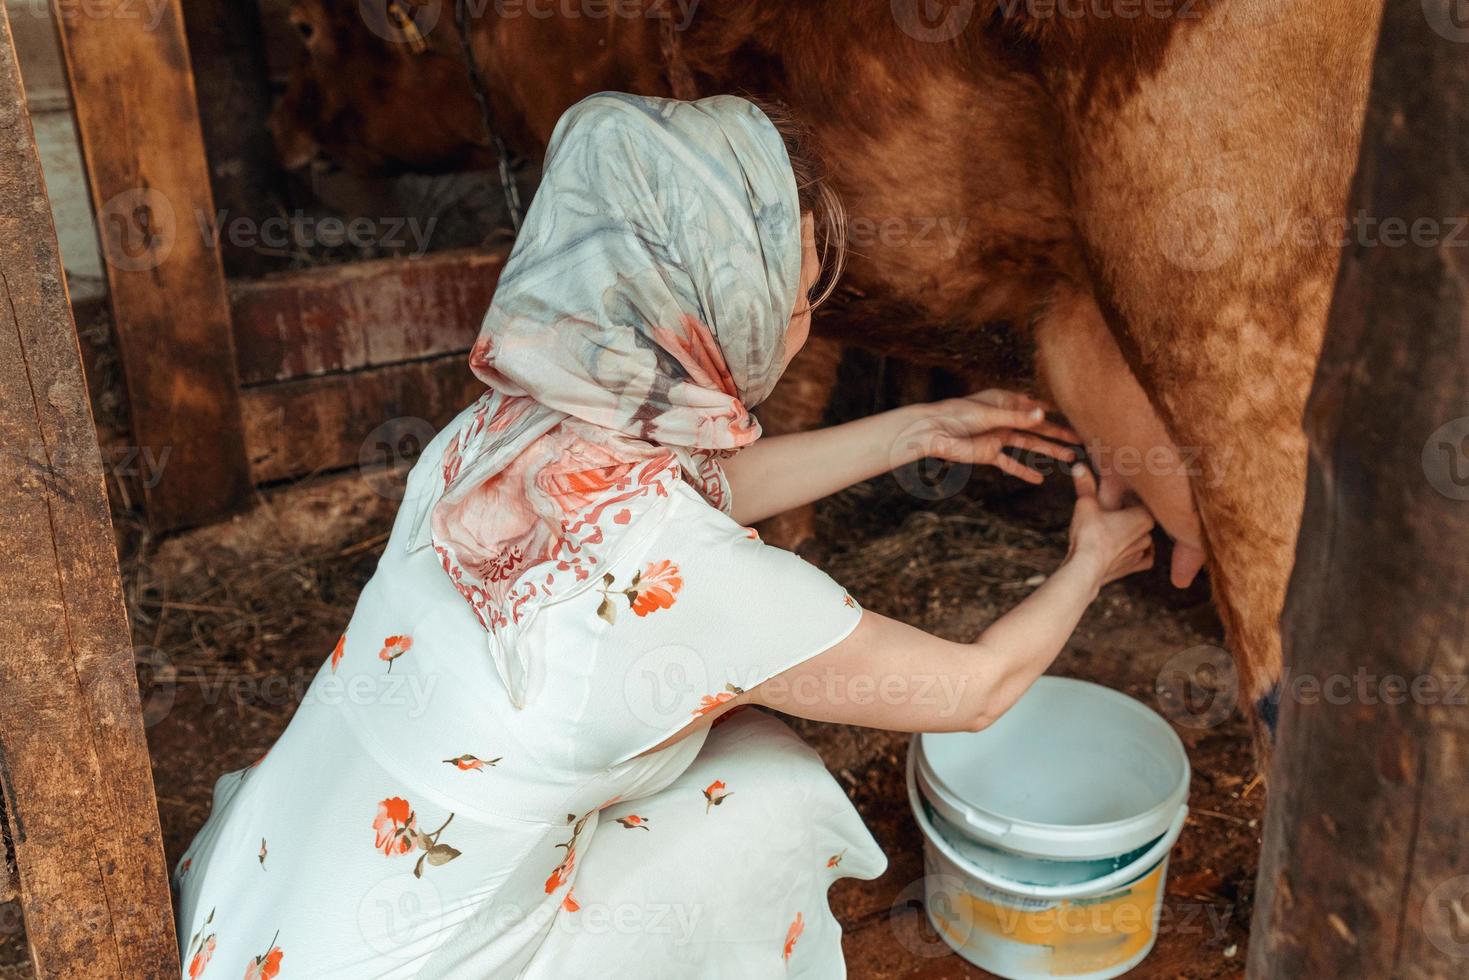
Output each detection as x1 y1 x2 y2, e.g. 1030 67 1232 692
749 552 1106 733
723 404 933 525
964 553 1103 726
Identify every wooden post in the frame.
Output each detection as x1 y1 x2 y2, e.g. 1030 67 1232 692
180 0 283 278
51 0 253 530
1249 1 1469 976
0 9 179 978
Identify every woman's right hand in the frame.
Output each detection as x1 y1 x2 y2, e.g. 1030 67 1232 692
1066 464 1156 589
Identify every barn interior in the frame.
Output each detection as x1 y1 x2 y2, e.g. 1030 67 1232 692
2 0 1462 978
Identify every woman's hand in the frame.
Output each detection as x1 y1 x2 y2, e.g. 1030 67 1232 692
914 390 1080 485
1066 463 1156 589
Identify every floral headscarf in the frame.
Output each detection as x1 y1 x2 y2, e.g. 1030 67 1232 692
407 93 802 707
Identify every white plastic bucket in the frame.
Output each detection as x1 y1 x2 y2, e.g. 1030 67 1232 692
907 677 1191 979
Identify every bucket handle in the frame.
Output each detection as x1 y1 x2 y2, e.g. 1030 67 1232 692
961 811 1012 838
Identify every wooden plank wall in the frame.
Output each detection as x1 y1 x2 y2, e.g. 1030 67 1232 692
52 0 253 530
1249 2 1469 976
227 249 503 484
0 8 179 976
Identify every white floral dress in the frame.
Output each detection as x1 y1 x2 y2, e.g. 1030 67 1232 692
173 406 888 979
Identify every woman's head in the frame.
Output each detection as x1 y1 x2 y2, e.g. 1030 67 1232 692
745 100 846 369
468 93 842 454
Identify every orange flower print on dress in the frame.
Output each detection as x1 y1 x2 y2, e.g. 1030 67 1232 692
826 849 846 869
631 561 682 615
329 633 346 672
703 779 732 813
783 912 804 962
378 635 412 672
373 797 462 878
544 854 575 894
443 753 501 772
184 908 215 979
547 813 590 893
616 814 650 831
561 888 580 913
594 561 682 624
693 683 745 718
843 594 857 609
374 797 418 857
186 933 214 979
243 932 283 980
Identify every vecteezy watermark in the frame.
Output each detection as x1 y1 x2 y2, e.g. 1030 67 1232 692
846 216 972 260
34 0 173 32
620 643 712 732
134 645 178 727
357 871 446 960
359 0 442 46
95 188 441 271
1423 875 1469 958
1155 643 1469 731
133 660 442 722
1080 437 1230 489
891 0 976 42
1154 644 1238 730
7 442 172 493
545 898 704 944
1281 668 1469 709
993 0 1206 21
0 900 22 937
365 0 701 42
756 666 969 719
1155 187 1241 273
490 0 700 30
1423 0 1469 43
1423 416 1469 501
892 867 1235 961
888 415 972 501
96 188 178 273
1155 191 1469 273
890 871 968 959
360 417 439 500
197 210 438 259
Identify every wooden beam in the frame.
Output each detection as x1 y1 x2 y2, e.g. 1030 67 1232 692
1249 2 1469 976
180 0 283 277
229 249 504 385
240 353 486 484
0 9 178 977
52 0 252 530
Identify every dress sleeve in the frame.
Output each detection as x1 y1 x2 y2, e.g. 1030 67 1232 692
575 484 863 766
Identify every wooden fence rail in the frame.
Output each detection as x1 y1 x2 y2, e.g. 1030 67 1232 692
0 6 179 975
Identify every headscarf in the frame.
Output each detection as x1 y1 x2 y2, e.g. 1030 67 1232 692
406 93 803 707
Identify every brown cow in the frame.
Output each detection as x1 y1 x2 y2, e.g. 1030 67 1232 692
269 0 1385 753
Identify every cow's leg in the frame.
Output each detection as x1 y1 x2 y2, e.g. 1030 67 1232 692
753 335 843 555
1035 290 1207 588
1042 283 1303 755
1051 0 1384 753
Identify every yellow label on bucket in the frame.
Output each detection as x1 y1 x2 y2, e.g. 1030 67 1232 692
940 861 1166 976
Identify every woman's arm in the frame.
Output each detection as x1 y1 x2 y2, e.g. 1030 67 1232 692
723 390 1079 526
747 465 1155 732
633 467 1155 758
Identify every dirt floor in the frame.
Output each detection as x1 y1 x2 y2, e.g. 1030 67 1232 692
2 433 1262 978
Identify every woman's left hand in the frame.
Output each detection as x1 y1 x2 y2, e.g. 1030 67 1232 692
913 389 1080 485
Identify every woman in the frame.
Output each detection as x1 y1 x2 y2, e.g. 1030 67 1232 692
174 93 1155 979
